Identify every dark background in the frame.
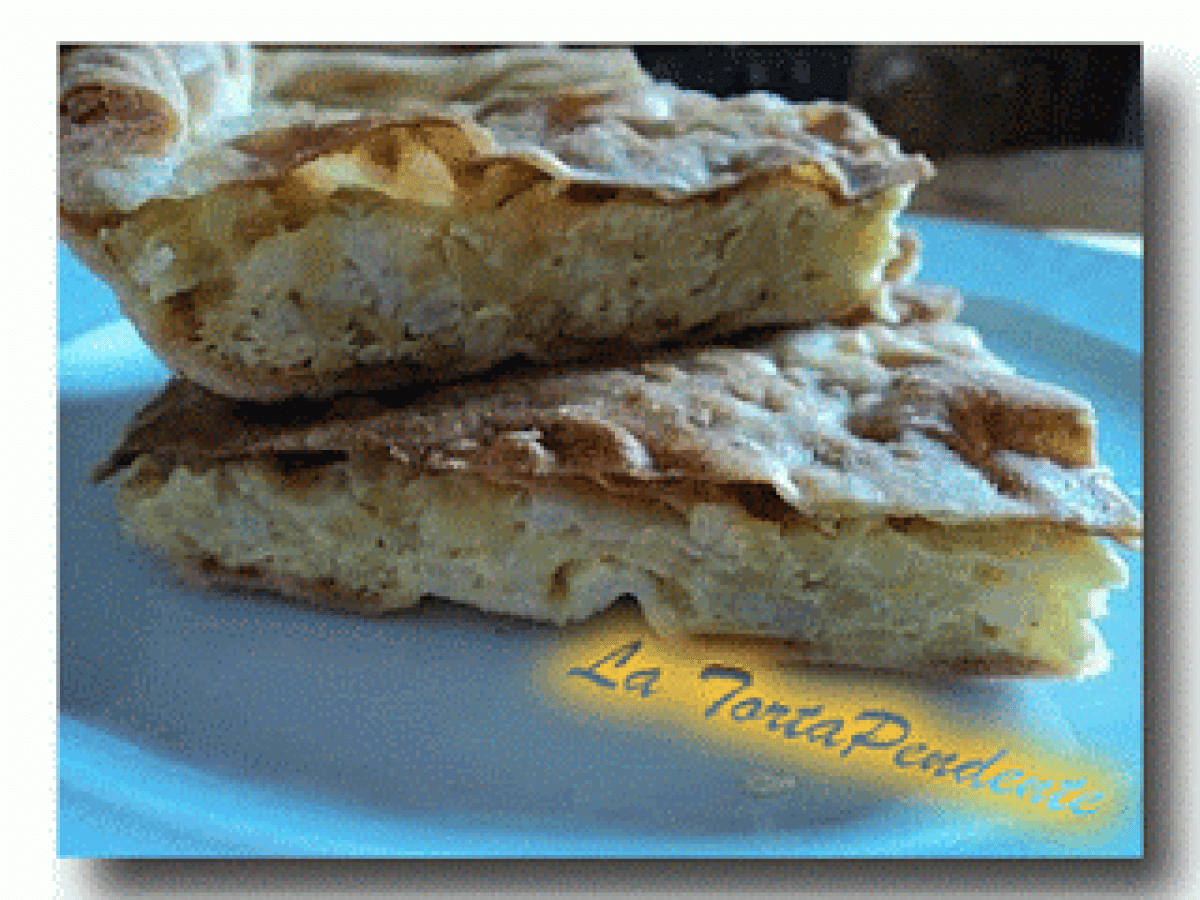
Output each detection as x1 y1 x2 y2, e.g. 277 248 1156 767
631 45 1142 159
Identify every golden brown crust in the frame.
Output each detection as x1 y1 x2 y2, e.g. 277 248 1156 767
59 44 254 213
60 44 930 218
94 312 1143 544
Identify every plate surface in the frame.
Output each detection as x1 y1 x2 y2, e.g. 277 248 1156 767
56 221 1143 858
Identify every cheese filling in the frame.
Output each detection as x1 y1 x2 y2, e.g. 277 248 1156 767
118 453 1125 677
98 119 917 385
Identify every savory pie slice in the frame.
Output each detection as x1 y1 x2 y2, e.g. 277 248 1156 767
95 299 1141 679
60 43 932 400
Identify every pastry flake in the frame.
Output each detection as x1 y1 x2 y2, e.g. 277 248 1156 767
60 43 933 399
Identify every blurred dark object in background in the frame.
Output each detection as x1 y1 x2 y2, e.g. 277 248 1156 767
632 45 856 105
632 45 1142 160
845 46 1143 233
847 45 1141 159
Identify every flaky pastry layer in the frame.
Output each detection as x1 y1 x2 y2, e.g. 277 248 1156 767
95 313 1143 541
97 316 1142 678
60 44 932 399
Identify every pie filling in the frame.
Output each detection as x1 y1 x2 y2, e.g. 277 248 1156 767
102 131 915 386
118 453 1125 678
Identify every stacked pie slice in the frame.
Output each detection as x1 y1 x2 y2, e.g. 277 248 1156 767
62 44 1142 678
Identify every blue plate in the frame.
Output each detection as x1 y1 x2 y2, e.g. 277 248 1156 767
57 216 1143 857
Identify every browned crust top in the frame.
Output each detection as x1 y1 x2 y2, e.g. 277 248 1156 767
96 309 1143 543
59 43 933 223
